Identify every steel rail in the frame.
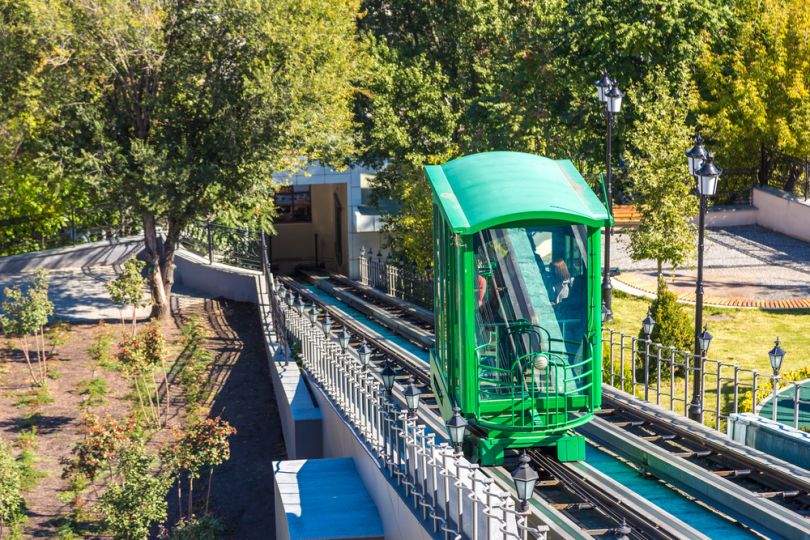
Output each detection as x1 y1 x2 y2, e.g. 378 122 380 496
319 272 810 529
280 275 706 539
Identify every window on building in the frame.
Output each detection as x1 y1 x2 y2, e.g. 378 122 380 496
274 185 312 223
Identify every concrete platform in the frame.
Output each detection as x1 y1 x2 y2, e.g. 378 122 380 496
274 458 384 540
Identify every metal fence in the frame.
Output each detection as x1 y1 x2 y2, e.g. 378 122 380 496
359 249 433 309
266 274 546 540
178 219 269 270
0 208 140 257
602 328 810 431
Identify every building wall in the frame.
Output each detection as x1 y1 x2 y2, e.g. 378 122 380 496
272 183 349 275
272 163 387 279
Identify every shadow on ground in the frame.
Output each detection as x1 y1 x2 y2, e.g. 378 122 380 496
167 299 287 539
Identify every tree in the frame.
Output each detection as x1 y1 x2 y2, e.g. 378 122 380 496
626 69 698 277
0 270 53 385
699 0 810 191
97 443 170 540
162 416 235 519
638 278 693 370
106 257 148 335
12 0 364 318
0 438 25 535
118 336 160 426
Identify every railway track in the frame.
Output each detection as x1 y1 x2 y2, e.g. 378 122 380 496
292 271 810 538
279 274 714 539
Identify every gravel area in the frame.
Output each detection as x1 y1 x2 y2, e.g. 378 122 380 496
612 225 810 300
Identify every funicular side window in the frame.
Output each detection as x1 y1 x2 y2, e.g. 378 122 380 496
473 224 591 401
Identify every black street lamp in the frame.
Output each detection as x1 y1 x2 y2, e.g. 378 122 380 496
511 451 539 513
686 137 722 422
357 340 371 370
445 405 468 456
337 328 351 352
403 377 422 416
768 338 786 422
595 71 624 321
641 311 655 401
307 305 318 327
380 361 396 396
295 295 305 316
322 313 332 336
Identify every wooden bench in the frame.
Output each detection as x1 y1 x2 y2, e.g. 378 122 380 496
612 204 640 230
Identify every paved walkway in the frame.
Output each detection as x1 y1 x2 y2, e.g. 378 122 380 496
0 266 152 321
612 225 810 308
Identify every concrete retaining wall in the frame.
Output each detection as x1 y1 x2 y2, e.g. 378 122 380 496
727 413 810 471
704 205 759 227
751 186 810 243
173 248 262 303
0 235 143 273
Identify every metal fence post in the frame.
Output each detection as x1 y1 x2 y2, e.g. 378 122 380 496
206 220 214 264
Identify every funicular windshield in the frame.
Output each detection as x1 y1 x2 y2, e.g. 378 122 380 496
473 224 592 420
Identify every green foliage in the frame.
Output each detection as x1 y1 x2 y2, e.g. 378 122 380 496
699 0 810 189
77 377 108 410
97 444 170 540
63 415 142 482
639 278 693 361
16 428 46 492
106 257 147 330
89 325 117 371
168 515 225 540
45 320 70 354
3 0 366 316
627 68 698 274
0 438 25 531
14 385 53 409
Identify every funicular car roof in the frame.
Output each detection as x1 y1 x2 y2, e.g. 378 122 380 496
425 151 610 234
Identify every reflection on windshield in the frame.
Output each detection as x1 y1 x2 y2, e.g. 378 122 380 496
473 225 589 395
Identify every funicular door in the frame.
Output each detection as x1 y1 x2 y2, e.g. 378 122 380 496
472 224 595 431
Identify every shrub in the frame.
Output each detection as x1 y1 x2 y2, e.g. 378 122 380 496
168 515 225 540
106 257 148 335
636 278 693 375
97 444 170 540
77 378 109 410
0 439 25 532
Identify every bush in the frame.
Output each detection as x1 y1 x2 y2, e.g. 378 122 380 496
637 278 693 375
97 444 170 540
0 439 26 532
168 515 225 540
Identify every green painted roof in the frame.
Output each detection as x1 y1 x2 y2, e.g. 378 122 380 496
424 151 610 233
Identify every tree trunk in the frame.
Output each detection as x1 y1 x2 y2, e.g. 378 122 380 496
656 259 663 281
205 467 213 513
19 336 39 386
161 217 184 308
143 214 170 319
758 144 771 187
188 476 194 519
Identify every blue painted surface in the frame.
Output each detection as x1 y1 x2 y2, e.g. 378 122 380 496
303 285 430 361
758 380 810 429
586 445 756 539
275 458 384 539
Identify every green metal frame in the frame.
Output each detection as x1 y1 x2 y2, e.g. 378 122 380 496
427 152 609 465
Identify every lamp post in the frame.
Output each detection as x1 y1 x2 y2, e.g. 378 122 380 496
642 311 655 401
403 377 422 417
381 361 396 396
357 340 371 371
768 338 786 422
337 328 351 352
445 405 468 456
595 70 624 321
322 313 332 336
511 451 539 513
686 140 722 422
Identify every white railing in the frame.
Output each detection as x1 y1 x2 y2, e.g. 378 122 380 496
359 247 433 309
267 275 547 540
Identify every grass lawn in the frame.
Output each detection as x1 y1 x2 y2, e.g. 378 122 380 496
609 290 810 374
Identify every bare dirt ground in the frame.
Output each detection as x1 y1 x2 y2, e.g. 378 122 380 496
0 317 183 536
0 294 286 538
